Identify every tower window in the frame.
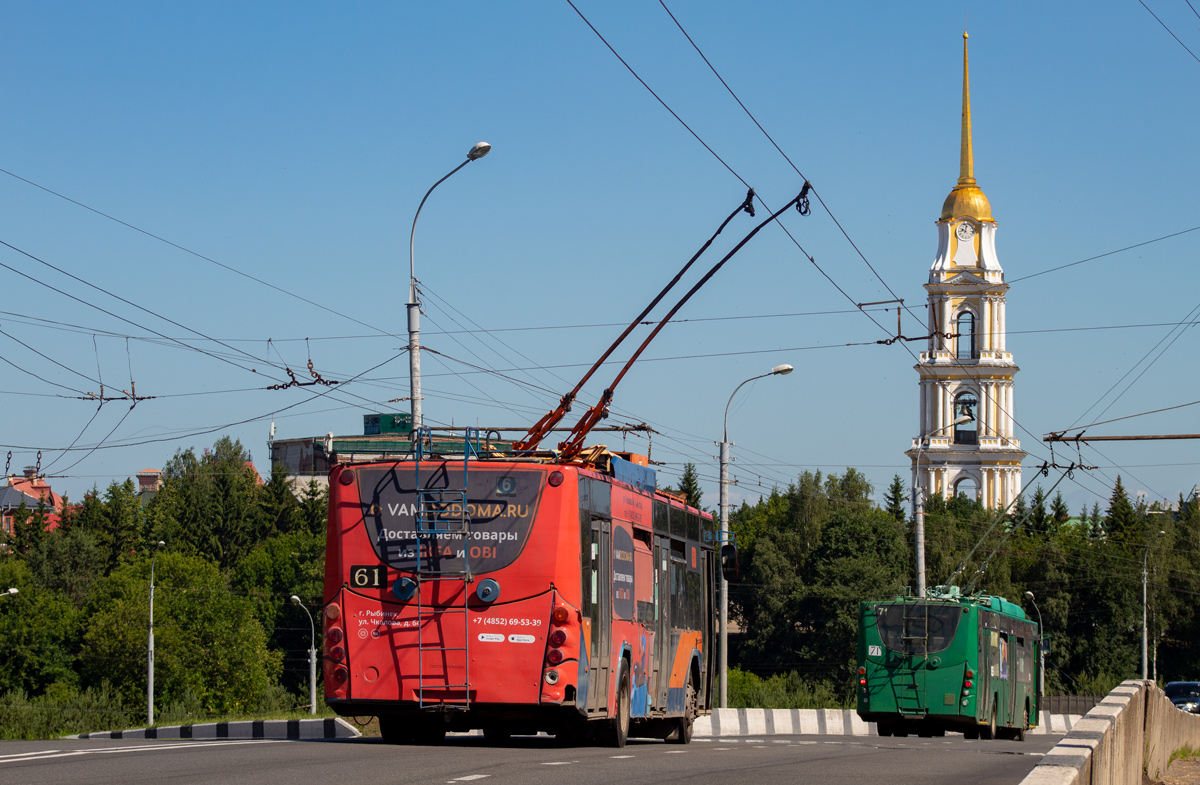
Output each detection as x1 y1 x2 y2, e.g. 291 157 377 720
954 393 978 445
956 311 976 359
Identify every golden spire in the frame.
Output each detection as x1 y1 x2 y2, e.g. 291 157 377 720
940 30 993 222
959 31 974 186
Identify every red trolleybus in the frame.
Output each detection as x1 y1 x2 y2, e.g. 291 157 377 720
321 440 725 746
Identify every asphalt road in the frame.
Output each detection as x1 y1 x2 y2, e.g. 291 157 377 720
0 733 1060 785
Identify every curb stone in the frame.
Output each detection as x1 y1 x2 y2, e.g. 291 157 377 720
65 717 360 740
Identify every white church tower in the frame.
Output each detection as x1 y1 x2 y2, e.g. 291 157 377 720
909 32 1024 511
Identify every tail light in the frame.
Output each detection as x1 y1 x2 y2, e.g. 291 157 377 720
325 603 341 622
327 628 344 645
965 669 974 679
333 666 349 684
547 649 564 665
330 646 346 662
858 667 866 675
549 629 567 647
552 606 570 625
964 680 973 688
548 471 564 487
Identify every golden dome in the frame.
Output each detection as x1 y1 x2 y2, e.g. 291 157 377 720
941 183 992 222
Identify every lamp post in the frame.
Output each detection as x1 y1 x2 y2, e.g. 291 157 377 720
1024 591 1044 711
291 595 317 716
147 540 165 726
719 363 793 708
407 141 492 431
0 587 16 599
1143 530 1165 680
912 412 974 596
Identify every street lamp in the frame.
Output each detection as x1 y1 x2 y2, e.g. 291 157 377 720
291 595 317 716
1024 591 1044 713
407 141 492 431
0 587 17 599
912 412 974 597
719 363 793 708
148 540 165 726
1143 530 1165 680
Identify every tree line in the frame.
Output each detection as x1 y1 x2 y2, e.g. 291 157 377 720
723 468 1200 703
0 437 327 738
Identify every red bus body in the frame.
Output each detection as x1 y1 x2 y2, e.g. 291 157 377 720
322 455 717 744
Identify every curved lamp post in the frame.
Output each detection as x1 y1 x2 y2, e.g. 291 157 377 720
1024 591 1045 710
719 363 793 708
912 412 974 596
0 587 16 599
407 141 492 431
1143 530 1165 680
291 595 318 716
148 540 165 726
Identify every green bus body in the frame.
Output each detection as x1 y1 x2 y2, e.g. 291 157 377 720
856 593 1040 739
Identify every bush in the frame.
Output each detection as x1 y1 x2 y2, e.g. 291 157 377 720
0 682 133 739
726 667 849 709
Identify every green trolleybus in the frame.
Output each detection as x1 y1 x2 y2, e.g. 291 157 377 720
856 588 1039 740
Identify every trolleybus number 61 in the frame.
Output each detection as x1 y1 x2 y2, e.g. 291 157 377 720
351 565 386 588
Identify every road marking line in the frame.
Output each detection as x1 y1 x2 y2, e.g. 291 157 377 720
664 750 686 754
451 776 491 781
0 739 287 765
541 761 576 765
610 755 635 759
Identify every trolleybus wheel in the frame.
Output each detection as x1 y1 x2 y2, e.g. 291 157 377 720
609 664 631 748
963 728 979 740
875 721 894 737
667 676 697 744
413 726 446 746
483 728 512 744
981 704 997 740
378 716 413 744
1014 706 1028 742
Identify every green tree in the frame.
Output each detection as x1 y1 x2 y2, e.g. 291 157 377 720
676 463 703 509
80 551 281 714
883 475 907 523
1104 477 1139 546
259 461 302 537
0 560 84 696
1049 491 1070 534
298 479 328 538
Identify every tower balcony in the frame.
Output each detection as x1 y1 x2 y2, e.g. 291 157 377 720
909 435 1021 451
918 349 1014 364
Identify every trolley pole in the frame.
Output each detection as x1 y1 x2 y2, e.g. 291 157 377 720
147 540 165 727
1142 531 1164 680
718 439 730 709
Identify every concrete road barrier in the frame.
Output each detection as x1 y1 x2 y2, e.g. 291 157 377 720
67 717 360 740
1021 680 1200 785
694 708 1081 737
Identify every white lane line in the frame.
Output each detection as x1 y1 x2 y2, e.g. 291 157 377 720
664 750 686 754
451 776 491 781
0 751 62 762
540 761 577 766
610 755 635 759
772 740 791 744
0 739 288 765
714 747 731 750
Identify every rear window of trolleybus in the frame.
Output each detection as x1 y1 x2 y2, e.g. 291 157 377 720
873 603 963 655
354 465 546 574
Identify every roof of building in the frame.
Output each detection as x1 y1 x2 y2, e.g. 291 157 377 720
7 476 64 510
0 484 40 511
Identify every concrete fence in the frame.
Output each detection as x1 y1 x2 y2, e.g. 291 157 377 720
694 708 1083 738
1022 680 1200 785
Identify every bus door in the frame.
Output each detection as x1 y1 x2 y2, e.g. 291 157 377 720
979 617 993 721
654 535 671 710
997 632 1011 726
586 517 612 713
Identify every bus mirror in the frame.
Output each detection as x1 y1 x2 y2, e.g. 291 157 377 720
720 543 738 582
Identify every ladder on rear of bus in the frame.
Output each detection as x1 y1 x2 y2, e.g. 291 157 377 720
896 600 929 715
411 428 483 710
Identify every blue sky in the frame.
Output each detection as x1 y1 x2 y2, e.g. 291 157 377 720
1 1 1197 516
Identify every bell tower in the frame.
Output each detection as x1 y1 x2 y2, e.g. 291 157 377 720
909 32 1024 511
